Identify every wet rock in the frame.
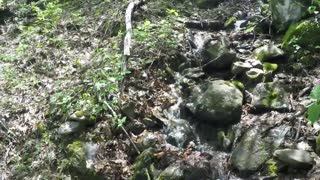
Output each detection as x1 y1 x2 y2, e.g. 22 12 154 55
231 61 252 75
274 149 314 169
186 80 243 126
253 44 285 62
165 119 194 148
158 153 216 179
269 0 311 31
231 125 289 174
201 37 237 71
251 82 290 112
308 168 320 179
57 121 81 135
194 0 223 9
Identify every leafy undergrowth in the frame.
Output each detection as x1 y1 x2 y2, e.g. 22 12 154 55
0 0 130 178
0 0 190 178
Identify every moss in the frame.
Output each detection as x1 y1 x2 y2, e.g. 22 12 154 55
231 80 245 92
224 16 237 28
217 130 225 148
217 129 234 150
262 83 281 107
62 140 87 173
132 148 156 180
265 159 278 176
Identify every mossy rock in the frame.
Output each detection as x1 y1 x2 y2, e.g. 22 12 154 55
132 148 156 180
251 82 289 112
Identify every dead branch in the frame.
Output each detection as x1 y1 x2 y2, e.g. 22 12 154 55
120 0 145 97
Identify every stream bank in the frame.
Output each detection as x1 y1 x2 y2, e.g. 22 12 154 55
124 0 320 179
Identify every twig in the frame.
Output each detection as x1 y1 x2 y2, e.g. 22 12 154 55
103 100 140 154
295 118 301 140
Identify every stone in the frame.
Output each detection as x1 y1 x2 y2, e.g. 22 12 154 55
194 0 223 9
186 80 243 126
244 68 265 86
274 149 314 169
231 127 270 173
269 0 311 31
135 130 159 151
57 121 81 135
126 119 146 135
121 102 136 120
251 82 290 112
245 59 263 69
201 37 237 71
231 61 252 75
253 44 285 62
231 125 289 174
84 142 99 169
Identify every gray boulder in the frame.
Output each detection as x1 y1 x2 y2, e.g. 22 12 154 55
186 80 243 126
274 149 314 169
251 82 290 112
269 0 311 31
231 125 289 174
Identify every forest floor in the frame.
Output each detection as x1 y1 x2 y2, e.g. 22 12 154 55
0 0 320 179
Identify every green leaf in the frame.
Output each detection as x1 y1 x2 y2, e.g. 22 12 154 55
310 85 320 101
307 102 320 123
244 25 255 33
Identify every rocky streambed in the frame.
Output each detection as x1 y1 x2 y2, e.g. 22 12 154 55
125 0 320 179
